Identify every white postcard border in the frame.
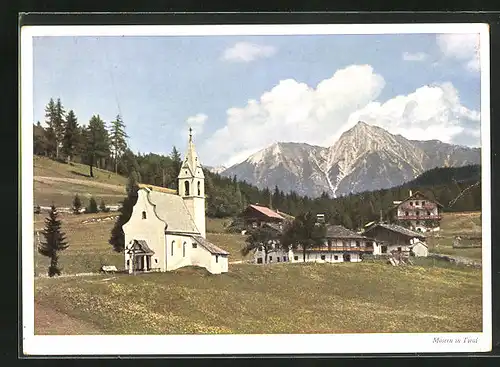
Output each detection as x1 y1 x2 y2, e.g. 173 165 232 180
21 22 492 356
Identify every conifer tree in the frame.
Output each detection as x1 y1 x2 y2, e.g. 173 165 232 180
170 146 182 191
109 114 129 173
99 199 107 213
281 211 326 262
54 98 66 159
62 110 79 163
38 205 69 277
83 114 109 177
72 194 82 214
43 99 58 157
109 171 140 252
87 197 98 213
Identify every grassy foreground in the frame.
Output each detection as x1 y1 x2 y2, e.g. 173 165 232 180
35 262 482 335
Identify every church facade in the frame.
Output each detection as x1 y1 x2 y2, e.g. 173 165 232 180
122 129 229 275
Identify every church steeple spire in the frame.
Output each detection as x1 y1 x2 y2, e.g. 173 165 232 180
178 127 206 238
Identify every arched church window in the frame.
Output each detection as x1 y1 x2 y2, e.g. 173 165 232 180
183 242 186 257
197 181 201 196
142 211 147 219
171 240 175 256
184 181 190 196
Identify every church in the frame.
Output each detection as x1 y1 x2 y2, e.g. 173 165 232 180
122 128 229 275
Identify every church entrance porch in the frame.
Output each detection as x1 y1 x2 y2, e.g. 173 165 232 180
126 239 155 274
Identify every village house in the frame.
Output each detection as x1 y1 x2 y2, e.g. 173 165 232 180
239 204 291 231
391 190 443 232
251 222 292 264
122 128 229 275
288 225 377 264
363 222 428 257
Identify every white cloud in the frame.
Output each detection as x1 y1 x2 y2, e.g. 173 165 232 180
436 33 480 72
186 113 208 136
402 51 428 61
199 64 481 167
345 82 480 145
221 42 276 62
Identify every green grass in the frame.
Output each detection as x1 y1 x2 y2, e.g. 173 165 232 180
34 155 127 186
34 213 123 276
33 156 126 207
426 211 483 261
35 262 482 334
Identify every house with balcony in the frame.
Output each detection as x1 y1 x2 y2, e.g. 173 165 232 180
363 222 428 257
391 190 443 232
289 225 377 264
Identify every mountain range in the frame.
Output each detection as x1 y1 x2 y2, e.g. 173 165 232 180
217 121 481 198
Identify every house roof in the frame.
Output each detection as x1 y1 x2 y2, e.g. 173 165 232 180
326 225 372 240
127 239 155 255
365 223 426 239
138 183 177 195
248 204 285 220
146 189 200 234
191 235 229 255
397 190 444 208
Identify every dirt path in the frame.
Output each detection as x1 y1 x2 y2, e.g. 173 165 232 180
34 176 125 191
34 301 102 335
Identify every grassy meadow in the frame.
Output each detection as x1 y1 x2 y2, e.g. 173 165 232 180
31 155 483 335
35 262 482 335
426 211 482 261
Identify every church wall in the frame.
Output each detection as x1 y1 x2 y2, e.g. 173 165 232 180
165 233 195 271
123 189 166 271
183 196 206 238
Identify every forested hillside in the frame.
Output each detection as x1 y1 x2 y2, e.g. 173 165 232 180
34 98 481 231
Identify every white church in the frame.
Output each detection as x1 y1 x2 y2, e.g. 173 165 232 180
122 128 229 275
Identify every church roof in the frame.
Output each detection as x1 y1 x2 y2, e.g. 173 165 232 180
138 183 177 195
178 128 205 179
146 189 200 234
191 235 230 255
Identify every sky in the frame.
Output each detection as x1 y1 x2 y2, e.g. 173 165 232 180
32 32 482 167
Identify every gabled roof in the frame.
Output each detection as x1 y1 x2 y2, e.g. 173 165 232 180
126 239 155 255
326 225 372 240
138 183 177 195
247 204 285 220
398 190 444 208
145 189 200 234
191 235 229 255
365 223 426 239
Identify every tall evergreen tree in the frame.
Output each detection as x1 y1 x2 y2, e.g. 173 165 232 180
43 99 58 157
83 115 109 177
109 114 129 173
38 205 69 277
62 110 79 163
170 146 182 191
109 171 140 252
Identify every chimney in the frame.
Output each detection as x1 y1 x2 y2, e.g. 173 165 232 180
409 190 413 197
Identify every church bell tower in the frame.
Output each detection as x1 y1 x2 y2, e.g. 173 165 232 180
178 128 206 238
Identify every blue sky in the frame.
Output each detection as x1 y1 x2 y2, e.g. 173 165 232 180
33 33 482 167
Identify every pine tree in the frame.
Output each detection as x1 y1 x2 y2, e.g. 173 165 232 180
87 197 98 213
99 199 107 213
38 205 69 277
43 99 58 157
170 146 182 191
281 211 326 262
72 194 82 214
62 110 79 163
109 171 140 252
83 115 110 177
109 114 129 173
